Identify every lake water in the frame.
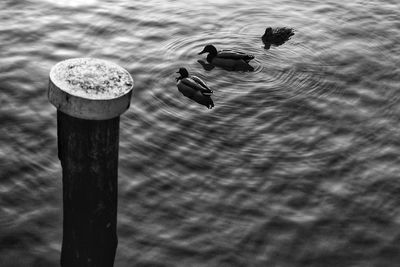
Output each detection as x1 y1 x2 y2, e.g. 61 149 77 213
1 0 400 266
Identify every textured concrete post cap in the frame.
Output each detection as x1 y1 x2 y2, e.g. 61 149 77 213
48 58 133 120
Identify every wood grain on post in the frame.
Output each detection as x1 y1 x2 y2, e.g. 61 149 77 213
48 58 133 267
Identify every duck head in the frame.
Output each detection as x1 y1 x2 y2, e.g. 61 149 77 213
262 27 274 49
264 27 273 37
198 45 218 56
176 67 189 81
198 45 218 63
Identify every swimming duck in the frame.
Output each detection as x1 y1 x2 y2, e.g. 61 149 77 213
176 67 214 109
262 27 295 49
198 44 254 71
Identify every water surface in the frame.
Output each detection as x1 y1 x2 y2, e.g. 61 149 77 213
1 0 400 266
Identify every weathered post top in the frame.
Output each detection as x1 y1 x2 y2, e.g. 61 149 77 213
49 58 133 120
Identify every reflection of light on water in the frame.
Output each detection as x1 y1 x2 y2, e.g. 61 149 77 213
41 0 98 7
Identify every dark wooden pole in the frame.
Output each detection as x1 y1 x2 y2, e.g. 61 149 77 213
48 58 133 267
58 111 119 266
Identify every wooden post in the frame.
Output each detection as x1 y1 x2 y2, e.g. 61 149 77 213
48 58 133 267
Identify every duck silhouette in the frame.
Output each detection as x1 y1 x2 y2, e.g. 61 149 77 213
262 27 294 49
198 44 254 72
176 68 214 109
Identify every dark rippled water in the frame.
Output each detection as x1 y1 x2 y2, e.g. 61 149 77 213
1 0 400 266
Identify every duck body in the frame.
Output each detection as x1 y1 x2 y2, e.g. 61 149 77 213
176 68 214 109
262 27 294 49
198 45 254 71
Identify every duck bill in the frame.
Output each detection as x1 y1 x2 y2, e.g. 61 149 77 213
198 49 206 55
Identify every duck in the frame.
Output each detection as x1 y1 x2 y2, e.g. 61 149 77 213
176 67 214 109
262 27 295 49
198 44 254 71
